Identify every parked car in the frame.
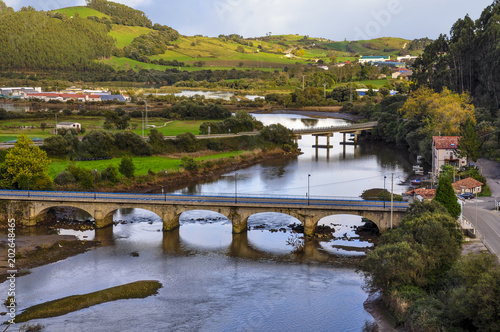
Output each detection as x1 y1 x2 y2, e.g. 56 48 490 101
458 193 475 199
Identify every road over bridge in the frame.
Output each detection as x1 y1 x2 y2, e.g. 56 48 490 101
1 189 407 236
292 121 378 148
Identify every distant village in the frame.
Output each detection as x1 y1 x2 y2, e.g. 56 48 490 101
0 86 130 103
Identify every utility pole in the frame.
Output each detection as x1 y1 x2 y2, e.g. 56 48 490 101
141 111 144 138
235 172 238 204
390 173 394 229
308 174 311 206
55 113 57 135
323 83 327 98
302 75 305 90
145 99 148 134
164 171 167 202
350 80 353 103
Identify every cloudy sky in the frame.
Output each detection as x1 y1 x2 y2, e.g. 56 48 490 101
5 0 494 41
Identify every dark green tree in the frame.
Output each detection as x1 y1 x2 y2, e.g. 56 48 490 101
456 118 483 162
148 128 165 154
42 135 68 156
82 130 115 158
433 176 461 219
101 165 119 184
119 156 135 178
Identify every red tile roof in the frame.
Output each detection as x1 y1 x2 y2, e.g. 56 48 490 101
406 188 436 199
433 136 461 149
453 177 483 190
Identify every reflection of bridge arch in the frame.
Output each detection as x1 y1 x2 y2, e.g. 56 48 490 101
162 228 344 263
317 213 380 233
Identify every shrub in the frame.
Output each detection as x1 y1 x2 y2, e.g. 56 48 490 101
54 171 76 186
101 166 119 184
180 156 199 171
119 156 135 178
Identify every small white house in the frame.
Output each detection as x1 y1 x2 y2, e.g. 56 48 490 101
453 177 483 195
57 122 81 132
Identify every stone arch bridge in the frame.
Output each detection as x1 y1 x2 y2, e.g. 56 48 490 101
1 190 408 236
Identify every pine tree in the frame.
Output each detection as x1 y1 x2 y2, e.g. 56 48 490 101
119 156 135 178
433 176 461 219
456 118 482 162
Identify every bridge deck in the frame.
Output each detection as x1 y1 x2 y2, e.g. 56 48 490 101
292 121 378 135
0 190 408 211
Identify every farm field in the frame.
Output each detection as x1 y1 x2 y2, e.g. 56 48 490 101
0 117 215 142
49 151 244 178
52 6 111 19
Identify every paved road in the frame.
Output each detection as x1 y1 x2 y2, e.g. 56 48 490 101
0 189 409 211
463 198 500 257
463 158 500 257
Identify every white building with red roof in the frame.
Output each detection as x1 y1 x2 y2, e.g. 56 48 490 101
432 136 467 177
452 177 483 195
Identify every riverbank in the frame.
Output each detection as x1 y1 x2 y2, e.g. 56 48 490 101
0 235 99 283
64 148 299 194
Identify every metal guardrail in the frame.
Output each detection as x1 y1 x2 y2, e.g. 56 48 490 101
0 189 409 209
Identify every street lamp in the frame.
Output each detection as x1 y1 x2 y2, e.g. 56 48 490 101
383 176 387 208
164 170 167 202
308 174 311 206
475 193 478 235
235 172 238 203
27 167 31 198
93 169 97 200
145 99 148 134
141 111 144 138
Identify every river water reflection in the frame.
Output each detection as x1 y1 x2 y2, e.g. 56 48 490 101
1 114 413 331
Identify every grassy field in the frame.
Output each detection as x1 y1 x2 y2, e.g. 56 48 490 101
49 7 420 72
130 120 213 136
49 151 244 178
52 6 111 19
0 117 211 142
109 25 154 48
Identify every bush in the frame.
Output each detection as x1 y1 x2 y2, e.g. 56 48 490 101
54 171 76 186
101 166 119 184
180 156 199 171
119 156 135 178
176 132 198 152
66 164 95 189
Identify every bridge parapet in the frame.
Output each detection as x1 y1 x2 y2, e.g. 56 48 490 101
0 190 407 236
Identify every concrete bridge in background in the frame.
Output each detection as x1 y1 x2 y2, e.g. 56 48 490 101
1 189 407 236
292 121 378 148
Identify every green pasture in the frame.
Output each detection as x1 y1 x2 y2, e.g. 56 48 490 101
130 120 215 137
49 151 244 178
110 25 154 48
52 6 110 19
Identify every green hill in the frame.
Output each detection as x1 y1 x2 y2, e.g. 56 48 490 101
53 6 111 19
0 0 426 79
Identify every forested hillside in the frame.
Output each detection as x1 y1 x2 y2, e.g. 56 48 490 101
86 0 152 27
0 5 114 73
413 0 500 110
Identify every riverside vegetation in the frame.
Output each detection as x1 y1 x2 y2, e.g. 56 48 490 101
0 104 298 194
360 198 500 331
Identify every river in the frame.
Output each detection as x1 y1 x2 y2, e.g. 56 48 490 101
1 113 413 331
